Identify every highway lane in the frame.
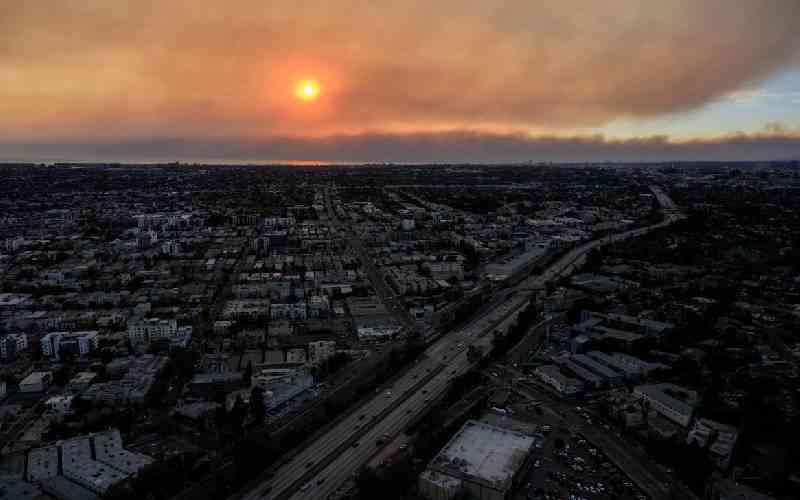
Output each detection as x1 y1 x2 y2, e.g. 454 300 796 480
239 186 684 500
287 301 528 500
242 292 530 500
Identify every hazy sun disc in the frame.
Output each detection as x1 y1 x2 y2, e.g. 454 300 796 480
295 80 320 101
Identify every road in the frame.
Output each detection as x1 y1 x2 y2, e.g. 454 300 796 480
495 365 675 500
236 186 684 500
324 188 415 330
240 293 530 500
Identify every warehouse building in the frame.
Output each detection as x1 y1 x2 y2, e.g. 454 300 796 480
419 420 535 500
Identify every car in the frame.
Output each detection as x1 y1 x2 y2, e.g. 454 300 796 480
305 461 314 468
317 478 326 485
352 441 360 448
300 483 311 491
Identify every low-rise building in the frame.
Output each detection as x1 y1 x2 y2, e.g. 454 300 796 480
27 445 59 482
534 365 584 396
127 318 191 349
270 302 307 320
634 383 698 427
40 331 98 361
687 419 738 470
27 429 150 496
93 429 152 475
420 420 535 500
41 476 100 500
0 332 28 359
0 475 46 500
286 348 307 364
45 395 75 419
308 340 336 365
20 371 52 393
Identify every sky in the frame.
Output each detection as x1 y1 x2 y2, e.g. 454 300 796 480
2 0 800 163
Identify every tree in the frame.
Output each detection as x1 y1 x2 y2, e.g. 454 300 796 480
229 395 247 436
250 386 266 423
243 361 253 386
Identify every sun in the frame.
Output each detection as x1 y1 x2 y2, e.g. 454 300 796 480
295 79 320 102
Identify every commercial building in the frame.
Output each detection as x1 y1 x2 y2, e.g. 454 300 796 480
0 332 28 359
251 366 314 410
687 419 738 470
634 383 698 427
81 355 168 406
61 437 126 495
27 429 151 496
552 356 605 388
41 476 100 500
588 351 669 380
571 354 624 385
420 420 536 500
45 395 75 419
93 429 153 475
27 445 59 482
270 302 307 320
0 475 45 500
127 318 191 349
19 371 52 393
533 365 584 396
67 371 98 393
575 311 674 340
40 331 98 360
308 340 336 365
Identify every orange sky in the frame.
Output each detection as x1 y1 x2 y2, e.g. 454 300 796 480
2 1 800 161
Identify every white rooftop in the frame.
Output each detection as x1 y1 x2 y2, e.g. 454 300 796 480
432 420 534 488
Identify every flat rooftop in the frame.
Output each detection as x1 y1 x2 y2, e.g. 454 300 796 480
27 445 59 482
430 420 534 490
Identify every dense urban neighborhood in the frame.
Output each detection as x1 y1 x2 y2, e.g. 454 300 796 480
1 162 799 500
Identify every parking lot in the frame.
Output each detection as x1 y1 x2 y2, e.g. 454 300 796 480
510 407 650 500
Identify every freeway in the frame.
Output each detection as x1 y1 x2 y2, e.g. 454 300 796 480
237 186 684 500
239 292 530 500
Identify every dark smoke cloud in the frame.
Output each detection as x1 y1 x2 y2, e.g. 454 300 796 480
3 129 799 163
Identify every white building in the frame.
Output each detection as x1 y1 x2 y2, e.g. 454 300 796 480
308 341 336 365
128 318 176 344
45 395 75 419
634 383 698 427
40 331 98 360
127 318 189 347
420 420 535 500
20 371 52 392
